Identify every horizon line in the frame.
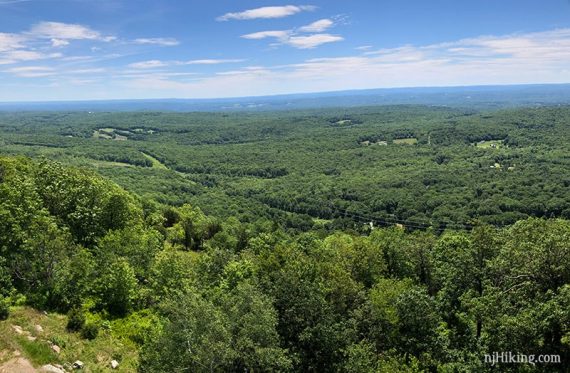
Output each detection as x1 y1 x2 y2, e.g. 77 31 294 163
1 82 570 105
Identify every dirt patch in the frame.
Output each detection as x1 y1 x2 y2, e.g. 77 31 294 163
0 357 36 373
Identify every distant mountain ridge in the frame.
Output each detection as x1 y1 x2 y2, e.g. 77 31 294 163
1 83 570 112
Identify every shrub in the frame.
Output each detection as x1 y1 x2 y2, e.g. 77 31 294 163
66 307 85 331
81 322 100 340
0 296 10 320
50 335 67 349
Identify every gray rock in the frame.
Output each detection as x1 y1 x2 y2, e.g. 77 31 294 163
40 364 65 373
51 344 61 354
73 360 84 369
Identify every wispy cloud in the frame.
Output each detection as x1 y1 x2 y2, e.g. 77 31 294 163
4 66 55 78
128 58 244 69
241 31 291 40
128 60 169 69
287 34 344 49
134 38 180 46
241 18 343 49
241 30 343 49
119 28 570 99
0 0 32 4
67 68 107 74
51 38 70 47
217 5 316 21
1 22 122 65
28 21 116 42
0 33 25 52
298 19 334 33
185 59 245 65
3 50 61 61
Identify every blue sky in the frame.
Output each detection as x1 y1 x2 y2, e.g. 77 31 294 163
1 0 570 101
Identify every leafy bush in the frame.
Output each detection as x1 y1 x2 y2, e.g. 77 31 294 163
81 322 100 340
0 296 10 320
66 307 85 331
49 335 67 349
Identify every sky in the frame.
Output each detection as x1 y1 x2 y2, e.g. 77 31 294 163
1 0 570 101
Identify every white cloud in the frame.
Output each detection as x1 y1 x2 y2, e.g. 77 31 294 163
127 58 244 69
28 22 115 42
116 28 570 99
184 59 244 65
356 45 373 51
5 66 55 78
4 28 570 101
0 47 62 65
61 56 94 62
216 66 270 76
128 60 169 69
51 38 70 47
242 29 342 49
0 0 32 4
134 38 180 46
298 19 334 33
68 68 106 74
287 34 344 49
241 18 342 49
241 30 291 40
0 33 25 52
68 79 98 85
217 5 316 21
3 50 61 61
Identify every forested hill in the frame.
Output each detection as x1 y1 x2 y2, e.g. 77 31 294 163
2 105 570 232
0 156 569 371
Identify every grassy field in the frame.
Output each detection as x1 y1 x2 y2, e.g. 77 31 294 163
475 139 504 148
141 152 168 170
393 137 418 145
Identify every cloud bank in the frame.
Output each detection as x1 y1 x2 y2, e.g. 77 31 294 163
120 28 570 99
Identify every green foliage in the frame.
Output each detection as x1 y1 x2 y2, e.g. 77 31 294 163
80 321 100 340
0 257 13 297
0 296 9 320
1 102 570 373
139 290 233 372
111 309 162 345
94 258 137 317
66 307 86 332
148 248 197 301
166 204 221 251
139 282 292 372
96 226 162 280
18 336 59 365
3 107 570 229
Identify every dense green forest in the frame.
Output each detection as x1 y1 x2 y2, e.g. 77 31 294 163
0 105 569 371
1 106 570 232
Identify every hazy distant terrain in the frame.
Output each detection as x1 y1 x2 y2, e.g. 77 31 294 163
2 84 570 112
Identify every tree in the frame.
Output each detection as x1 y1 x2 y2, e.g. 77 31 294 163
96 226 162 280
166 204 221 251
94 258 137 316
139 291 234 373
